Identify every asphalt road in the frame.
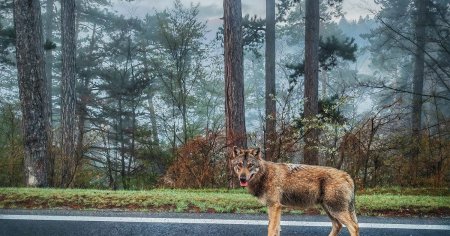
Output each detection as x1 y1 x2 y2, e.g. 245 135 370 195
1 209 449 236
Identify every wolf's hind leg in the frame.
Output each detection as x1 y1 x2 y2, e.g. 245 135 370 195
333 211 359 236
321 204 342 236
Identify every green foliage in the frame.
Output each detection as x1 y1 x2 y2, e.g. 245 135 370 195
135 146 174 189
216 14 266 57
319 36 357 70
242 14 265 57
1 0 447 192
287 36 357 80
318 94 346 124
293 94 346 131
276 0 297 22
0 104 24 187
0 27 14 65
276 0 343 21
43 39 56 51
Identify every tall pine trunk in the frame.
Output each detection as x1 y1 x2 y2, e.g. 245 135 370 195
410 0 427 185
303 0 320 165
224 0 246 188
45 0 54 124
14 0 50 187
45 0 55 186
264 0 276 162
61 0 77 187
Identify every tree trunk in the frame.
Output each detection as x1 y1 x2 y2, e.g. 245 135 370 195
224 0 247 188
129 105 138 187
60 0 77 187
45 0 54 124
264 0 276 162
76 23 96 182
142 49 160 147
118 96 127 189
303 0 320 165
103 130 116 190
148 93 160 147
410 0 427 185
13 0 50 187
182 88 188 144
44 0 55 187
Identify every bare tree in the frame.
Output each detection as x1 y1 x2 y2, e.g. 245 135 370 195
303 0 320 165
61 0 77 187
264 0 277 162
224 0 247 187
13 0 51 187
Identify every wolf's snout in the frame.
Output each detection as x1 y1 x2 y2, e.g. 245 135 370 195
239 176 248 187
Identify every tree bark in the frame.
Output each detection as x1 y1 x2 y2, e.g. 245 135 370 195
75 23 96 183
45 0 55 186
148 93 160 147
264 0 276 162
118 96 128 189
410 0 427 184
142 48 160 147
303 0 320 165
103 130 116 190
224 0 247 188
45 0 54 124
13 0 51 187
61 0 77 187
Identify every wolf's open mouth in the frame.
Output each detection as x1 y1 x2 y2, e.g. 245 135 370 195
240 173 255 187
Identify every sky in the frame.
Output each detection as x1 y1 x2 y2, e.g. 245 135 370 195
113 0 381 23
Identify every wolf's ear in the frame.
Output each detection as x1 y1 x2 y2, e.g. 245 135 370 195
232 146 240 158
254 147 263 160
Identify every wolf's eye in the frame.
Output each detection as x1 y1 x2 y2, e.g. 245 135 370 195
237 163 243 168
247 163 253 168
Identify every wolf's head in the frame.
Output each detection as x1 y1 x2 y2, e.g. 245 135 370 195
231 146 263 187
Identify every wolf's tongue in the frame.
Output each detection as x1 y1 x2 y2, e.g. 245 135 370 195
240 181 248 187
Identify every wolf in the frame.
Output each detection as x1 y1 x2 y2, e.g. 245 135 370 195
231 146 359 236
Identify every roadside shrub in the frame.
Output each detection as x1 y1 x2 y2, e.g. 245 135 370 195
160 132 227 188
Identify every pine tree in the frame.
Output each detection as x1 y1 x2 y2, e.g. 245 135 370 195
60 0 77 187
13 0 51 187
224 0 247 187
265 0 277 162
303 0 320 165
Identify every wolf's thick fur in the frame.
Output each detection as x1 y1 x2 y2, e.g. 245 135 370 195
231 147 359 236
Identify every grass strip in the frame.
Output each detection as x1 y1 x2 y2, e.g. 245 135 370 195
0 188 449 217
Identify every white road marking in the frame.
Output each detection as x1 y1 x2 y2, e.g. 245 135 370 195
1 215 449 230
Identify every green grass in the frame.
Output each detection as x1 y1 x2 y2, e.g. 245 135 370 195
0 187 449 217
357 187 450 196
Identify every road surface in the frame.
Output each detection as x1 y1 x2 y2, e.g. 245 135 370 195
1 209 449 236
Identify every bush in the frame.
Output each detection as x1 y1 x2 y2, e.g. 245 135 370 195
160 132 227 188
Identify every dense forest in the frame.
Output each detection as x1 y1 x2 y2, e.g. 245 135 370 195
0 0 448 190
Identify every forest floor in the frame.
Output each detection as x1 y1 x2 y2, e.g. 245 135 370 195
0 187 449 217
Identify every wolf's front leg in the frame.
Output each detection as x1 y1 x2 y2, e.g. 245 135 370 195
267 204 282 236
